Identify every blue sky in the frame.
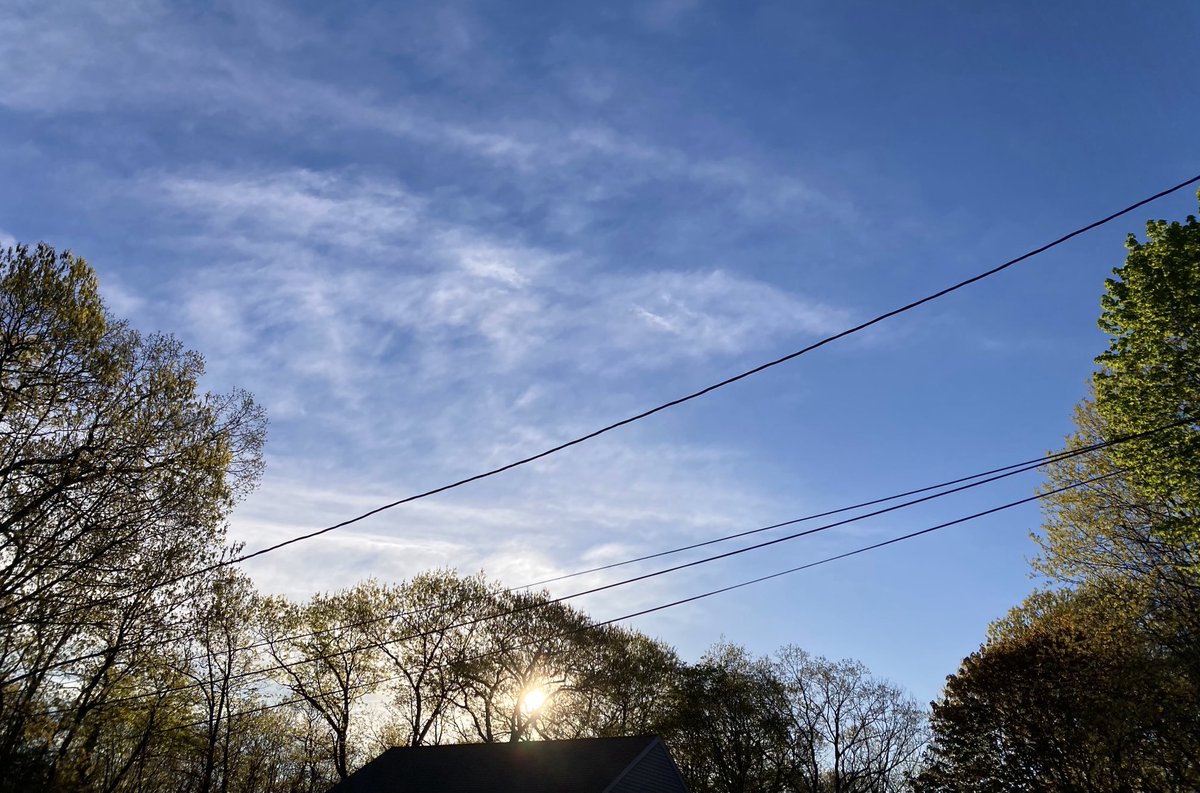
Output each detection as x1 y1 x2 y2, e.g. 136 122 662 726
2 0 1198 704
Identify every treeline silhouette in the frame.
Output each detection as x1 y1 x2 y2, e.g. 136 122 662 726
6 565 929 793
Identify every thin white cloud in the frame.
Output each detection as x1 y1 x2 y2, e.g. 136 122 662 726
231 432 794 619
143 168 846 386
158 172 423 254
0 0 850 231
589 269 847 367
107 164 855 605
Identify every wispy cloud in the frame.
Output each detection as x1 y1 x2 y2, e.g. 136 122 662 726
158 172 424 254
1 0 851 237
98 164 853 605
142 167 846 385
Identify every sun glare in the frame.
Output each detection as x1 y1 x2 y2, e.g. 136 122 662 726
521 688 547 714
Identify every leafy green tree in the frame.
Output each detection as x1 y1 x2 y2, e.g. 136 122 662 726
536 625 680 741
358 571 683 749
449 584 595 744
920 206 1200 792
261 583 385 783
1034 398 1200 667
178 569 268 793
1093 202 1200 544
369 571 492 748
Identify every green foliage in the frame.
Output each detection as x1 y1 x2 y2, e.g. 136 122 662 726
918 587 1200 792
253 576 924 793
261 583 386 782
540 626 679 740
1093 200 1200 544
662 643 793 793
659 642 923 793
367 571 496 748
1032 399 1200 659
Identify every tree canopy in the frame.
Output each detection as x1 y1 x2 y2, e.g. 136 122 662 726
917 586 1199 792
1093 200 1200 544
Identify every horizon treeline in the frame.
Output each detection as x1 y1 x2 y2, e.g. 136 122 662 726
4 561 929 793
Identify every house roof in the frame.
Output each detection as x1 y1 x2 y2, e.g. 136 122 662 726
327 735 688 793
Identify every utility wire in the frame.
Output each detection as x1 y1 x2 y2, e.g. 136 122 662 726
9 439 1063 674
177 172 1200 579
12 438 1087 686
520 440 1091 587
12 176 1200 722
158 468 1118 735
13 419 1182 688
42 428 1153 712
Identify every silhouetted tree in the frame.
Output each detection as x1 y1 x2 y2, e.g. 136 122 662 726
0 244 265 792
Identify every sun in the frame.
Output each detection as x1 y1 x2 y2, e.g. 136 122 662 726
520 688 548 714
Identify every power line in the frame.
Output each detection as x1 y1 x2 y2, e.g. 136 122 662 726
158 469 1117 735
179 172 1200 578
12 440 1053 671
9 437 1078 685
41 426 1155 712
520 442 1081 588
9 176 1199 732
13 419 1181 688
7 175 1198 667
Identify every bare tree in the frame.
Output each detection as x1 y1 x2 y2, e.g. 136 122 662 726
774 646 925 793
